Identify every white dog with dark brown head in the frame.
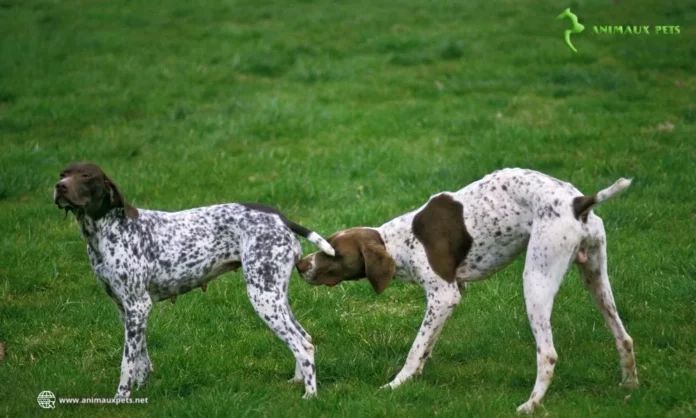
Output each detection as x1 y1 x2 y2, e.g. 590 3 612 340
296 168 638 413
54 162 336 399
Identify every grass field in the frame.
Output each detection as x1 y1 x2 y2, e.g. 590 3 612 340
1 0 695 416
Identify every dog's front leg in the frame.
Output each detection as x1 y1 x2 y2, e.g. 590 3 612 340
132 331 153 389
112 299 151 388
139 337 153 379
382 279 461 389
115 294 152 398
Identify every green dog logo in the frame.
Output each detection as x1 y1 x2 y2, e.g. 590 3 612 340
557 8 584 52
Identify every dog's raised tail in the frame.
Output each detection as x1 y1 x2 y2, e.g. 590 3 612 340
240 202 336 256
305 231 336 256
286 222 335 256
279 219 335 256
572 178 632 222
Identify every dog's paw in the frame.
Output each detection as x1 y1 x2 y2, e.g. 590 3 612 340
302 391 317 400
379 382 396 390
134 361 151 388
516 400 537 414
134 375 149 389
621 377 639 389
288 362 304 384
288 376 304 384
114 390 131 399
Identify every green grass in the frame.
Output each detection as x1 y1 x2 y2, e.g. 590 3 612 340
1 0 695 416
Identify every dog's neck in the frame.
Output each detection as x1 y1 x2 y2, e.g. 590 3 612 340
76 209 125 262
377 212 420 278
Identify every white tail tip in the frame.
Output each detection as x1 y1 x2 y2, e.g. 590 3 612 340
597 177 632 202
307 232 336 256
615 177 632 190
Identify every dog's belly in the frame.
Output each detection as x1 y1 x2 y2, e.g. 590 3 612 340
456 227 530 282
452 187 534 281
148 258 242 302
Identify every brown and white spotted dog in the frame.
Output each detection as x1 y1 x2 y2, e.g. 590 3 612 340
296 168 638 413
54 162 335 399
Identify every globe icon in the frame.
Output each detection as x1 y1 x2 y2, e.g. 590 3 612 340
37 391 56 409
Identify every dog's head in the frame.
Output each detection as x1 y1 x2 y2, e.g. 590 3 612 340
54 162 138 220
296 228 395 294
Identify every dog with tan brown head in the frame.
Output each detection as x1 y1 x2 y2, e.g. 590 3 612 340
297 228 395 294
296 168 638 414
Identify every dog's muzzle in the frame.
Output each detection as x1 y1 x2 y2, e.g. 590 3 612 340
296 258 316 282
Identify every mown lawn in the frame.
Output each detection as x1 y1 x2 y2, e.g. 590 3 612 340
1 0 695 416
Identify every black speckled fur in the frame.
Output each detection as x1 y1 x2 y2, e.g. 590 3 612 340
76 203 318 399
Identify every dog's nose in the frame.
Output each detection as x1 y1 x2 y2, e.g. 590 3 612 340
296 259 310 275
55 182 67 194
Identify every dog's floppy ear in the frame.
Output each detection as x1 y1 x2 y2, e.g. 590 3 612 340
105 175 139 219
360 239 395 295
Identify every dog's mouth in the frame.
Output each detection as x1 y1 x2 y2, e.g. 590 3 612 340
304 275 342 287
54 195 84 218
298 271 320 286
297 263 343 287
54 195 75 209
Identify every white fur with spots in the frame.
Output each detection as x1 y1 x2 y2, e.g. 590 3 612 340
67 203 331 399
301 168 638 413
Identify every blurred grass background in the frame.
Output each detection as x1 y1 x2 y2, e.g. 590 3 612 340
1 0 695 416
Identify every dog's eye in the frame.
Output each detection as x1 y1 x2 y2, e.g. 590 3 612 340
81 173 90 178
59 173 66 178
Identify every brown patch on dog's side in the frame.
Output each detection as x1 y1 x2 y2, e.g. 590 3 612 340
412 194 473 282
572 195 597 223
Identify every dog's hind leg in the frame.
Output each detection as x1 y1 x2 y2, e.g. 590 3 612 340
517 221 579 414
577 216 638 389
287 306 313 384
281 270 314 384
243 257 317 398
